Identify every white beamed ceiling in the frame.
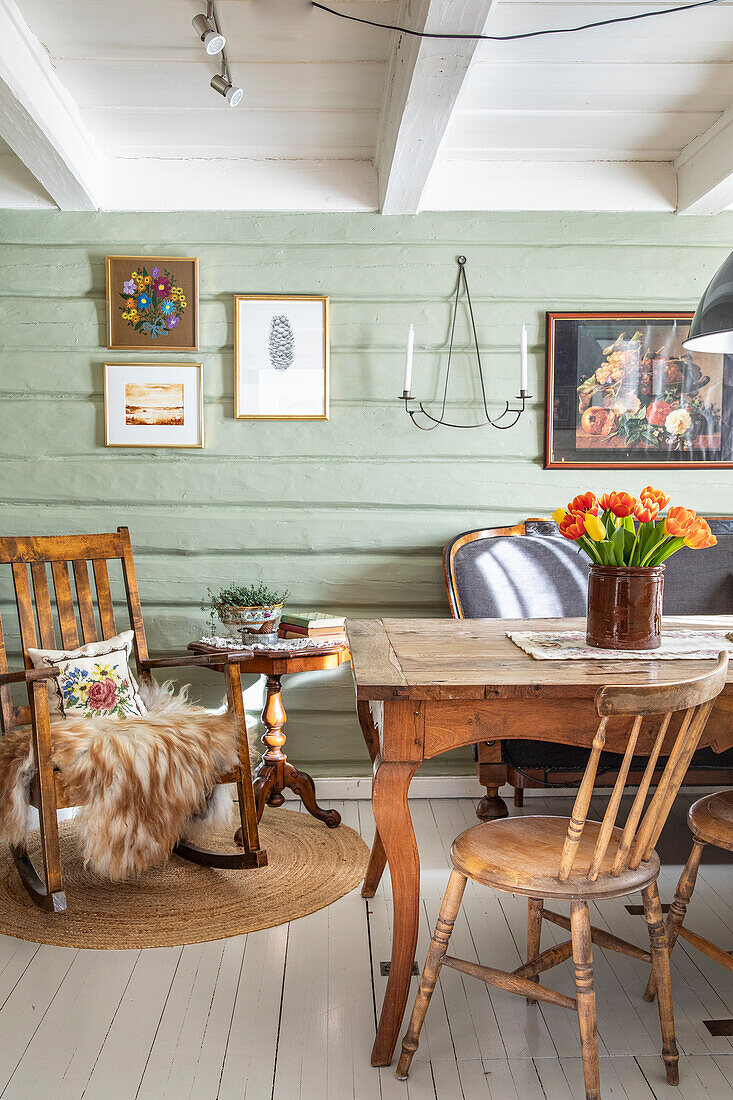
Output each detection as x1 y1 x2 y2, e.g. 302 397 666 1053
3 0 733 212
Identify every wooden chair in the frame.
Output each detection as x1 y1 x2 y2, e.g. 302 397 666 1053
643 787 733 1002
396 653 729 1100
0 528 266 914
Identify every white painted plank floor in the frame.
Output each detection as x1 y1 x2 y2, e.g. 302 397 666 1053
1 794 733 1099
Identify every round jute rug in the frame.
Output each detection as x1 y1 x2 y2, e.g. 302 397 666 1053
0 807 369 949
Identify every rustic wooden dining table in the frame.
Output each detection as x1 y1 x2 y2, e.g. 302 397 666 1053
346 615 733 1068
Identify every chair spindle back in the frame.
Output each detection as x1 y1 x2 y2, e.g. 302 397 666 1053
0 528 149 733
558 652 729 883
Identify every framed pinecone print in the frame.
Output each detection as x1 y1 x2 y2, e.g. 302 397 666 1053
234 295 329 420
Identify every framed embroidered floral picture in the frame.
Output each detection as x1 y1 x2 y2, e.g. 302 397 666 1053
104 362 204 448
545 311 733 469
105 256 199 351
234 294 329 419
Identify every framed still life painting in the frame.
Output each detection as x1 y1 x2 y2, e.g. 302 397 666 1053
545 312 733 469
234 294 329 420
106 256 199 351
104 363 204 448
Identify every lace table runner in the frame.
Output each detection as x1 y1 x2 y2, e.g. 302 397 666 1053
197 634 344 654
507 629 733 661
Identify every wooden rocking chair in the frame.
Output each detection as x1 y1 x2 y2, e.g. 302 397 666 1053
397 653 729 1099
0 527 266 914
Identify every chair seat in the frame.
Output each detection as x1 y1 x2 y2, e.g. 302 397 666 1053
450 815 660 901
689 789 733 851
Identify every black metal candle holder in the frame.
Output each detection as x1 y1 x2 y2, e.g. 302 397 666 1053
400 256 532 431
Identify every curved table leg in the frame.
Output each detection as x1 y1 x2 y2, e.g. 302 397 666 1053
357 699 388 897
371 756 420 1067
362 831 386 899
285 763 341 827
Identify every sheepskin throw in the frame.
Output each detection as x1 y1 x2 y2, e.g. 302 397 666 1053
0 680 250 881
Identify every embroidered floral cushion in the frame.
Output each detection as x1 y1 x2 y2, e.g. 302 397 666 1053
27 630 146 719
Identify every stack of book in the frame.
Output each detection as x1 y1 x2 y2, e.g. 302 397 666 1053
279 611 346 643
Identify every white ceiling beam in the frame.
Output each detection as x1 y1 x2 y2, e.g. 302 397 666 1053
676 103 733 216
0 0 102 210
376 0 497 215
0 146 55 208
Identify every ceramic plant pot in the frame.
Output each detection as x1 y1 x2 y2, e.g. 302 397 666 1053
219 602 284 640
586 565 664 650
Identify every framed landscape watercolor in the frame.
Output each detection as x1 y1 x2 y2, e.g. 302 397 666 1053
106 256 199 351
545 311 733 469
104 363 204 448
234 294 329 420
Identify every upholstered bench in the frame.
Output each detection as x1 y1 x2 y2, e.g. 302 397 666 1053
443 517 733 819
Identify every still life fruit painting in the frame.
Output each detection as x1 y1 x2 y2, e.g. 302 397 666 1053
576 329 719 453
545 312 732 469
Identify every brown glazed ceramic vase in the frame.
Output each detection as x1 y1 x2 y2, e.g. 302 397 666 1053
586 564 665 650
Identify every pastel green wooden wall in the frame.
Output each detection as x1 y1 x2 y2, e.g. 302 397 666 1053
1 209 732 776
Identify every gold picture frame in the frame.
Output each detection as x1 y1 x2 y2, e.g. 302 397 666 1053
104 362 204 448
234 294 329 420
105 256 199 351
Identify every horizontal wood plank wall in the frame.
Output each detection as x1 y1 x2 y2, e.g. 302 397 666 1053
1 210 732 776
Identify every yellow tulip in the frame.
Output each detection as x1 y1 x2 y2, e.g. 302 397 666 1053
552 508 567 525
584 512 606 541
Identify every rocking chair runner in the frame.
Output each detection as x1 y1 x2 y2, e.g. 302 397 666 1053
0 527 266 914
396 653 729 1100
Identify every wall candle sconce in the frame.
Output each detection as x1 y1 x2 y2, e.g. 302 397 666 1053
400 256 532 431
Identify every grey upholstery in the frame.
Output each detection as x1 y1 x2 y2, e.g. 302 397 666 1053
450 518 733 619
452 533 587 619
447 518 733 779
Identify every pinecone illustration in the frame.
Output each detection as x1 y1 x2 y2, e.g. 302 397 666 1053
268 314 295 371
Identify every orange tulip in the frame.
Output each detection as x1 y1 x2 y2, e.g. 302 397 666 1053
599 493 612 511
567 491 598 516
665 506 696 538
640 485 670 510
559 512 586 541
685 517 717 550
606 491 637 519
634 499 660 524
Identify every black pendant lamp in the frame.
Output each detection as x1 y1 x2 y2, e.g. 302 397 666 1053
684 251 733 354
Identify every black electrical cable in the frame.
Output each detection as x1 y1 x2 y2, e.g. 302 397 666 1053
311 0 727 42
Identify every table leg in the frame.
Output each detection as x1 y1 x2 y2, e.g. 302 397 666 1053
371 756 420 1067
251 673 341 828
357 699 387 897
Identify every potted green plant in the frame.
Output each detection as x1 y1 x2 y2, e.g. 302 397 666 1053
202 583 290 640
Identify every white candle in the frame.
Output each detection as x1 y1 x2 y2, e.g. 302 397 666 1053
520 324 528 393
403 324 415 395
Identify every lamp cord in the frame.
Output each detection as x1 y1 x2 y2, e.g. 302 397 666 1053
312 0 726 41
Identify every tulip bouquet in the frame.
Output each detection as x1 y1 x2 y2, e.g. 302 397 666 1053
553 488 717 568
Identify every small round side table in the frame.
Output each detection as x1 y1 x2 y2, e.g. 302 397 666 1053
188 639 351 830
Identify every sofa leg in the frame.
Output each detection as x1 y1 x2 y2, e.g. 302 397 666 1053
476 786 509 821
475 744 508 821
